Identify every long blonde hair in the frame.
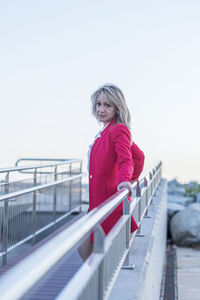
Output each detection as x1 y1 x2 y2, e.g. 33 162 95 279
91 83 131 130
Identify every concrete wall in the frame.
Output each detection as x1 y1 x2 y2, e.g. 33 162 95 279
109 179 167 300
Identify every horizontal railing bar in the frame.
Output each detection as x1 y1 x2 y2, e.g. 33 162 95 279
0 159 82 174
0 171 82 187
0 173 86 202
15 158 72 164
5 170 82 175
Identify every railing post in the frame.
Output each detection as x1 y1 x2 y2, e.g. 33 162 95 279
144 177 151 218
79 161 82 212
2 200 8 266
122 197 135 269
4 172 9 194
94 226 105 300
149 172 153 203
32 168 37 245
2 172 10 265
53 166 57 224
69 164 72 212
123 197 130 248
136 182 144 237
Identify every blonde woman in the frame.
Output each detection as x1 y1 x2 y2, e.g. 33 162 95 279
79 83 144 260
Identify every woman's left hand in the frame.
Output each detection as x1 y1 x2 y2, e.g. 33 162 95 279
117 181 133 197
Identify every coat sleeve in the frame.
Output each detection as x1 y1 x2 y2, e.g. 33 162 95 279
110 124 134 185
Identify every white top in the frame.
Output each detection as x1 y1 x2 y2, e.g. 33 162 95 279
87 122 110 172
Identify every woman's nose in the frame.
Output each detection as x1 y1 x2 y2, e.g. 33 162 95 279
99 105 105 112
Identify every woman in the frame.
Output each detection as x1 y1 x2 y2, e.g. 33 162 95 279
79 83 144 260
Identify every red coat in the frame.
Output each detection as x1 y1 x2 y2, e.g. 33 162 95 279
89 119 144 237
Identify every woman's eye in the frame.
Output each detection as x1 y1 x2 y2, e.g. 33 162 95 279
105 104 111 107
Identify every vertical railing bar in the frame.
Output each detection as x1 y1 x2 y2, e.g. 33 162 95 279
144 177 151 218
2 172 10 266
32 168 37 245
2 200 8 266
4 172 10 194
69 164 72 212
94 226 105 300
79 162 82 212
136 182 144 237
53 166 57 226
122 197 135 269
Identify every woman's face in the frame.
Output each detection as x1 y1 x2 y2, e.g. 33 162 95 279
95 92 117 126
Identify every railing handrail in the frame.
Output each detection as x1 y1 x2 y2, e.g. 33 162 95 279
0 173 86 202
0 162 162 300
15 158 71 166
0 159 82 174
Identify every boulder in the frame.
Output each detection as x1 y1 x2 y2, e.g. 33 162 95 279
167 202 185 219
170 204 200 246
188 203 200 211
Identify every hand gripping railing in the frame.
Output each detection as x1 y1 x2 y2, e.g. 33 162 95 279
0 162 162 300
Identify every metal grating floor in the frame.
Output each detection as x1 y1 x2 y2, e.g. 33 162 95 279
162 246 178 300
23 251 82 300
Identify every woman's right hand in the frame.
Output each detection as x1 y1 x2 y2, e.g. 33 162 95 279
117 181 133 197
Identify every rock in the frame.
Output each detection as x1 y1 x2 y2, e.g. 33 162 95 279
188 203 200 211
170 205 200 246
167 202 185 218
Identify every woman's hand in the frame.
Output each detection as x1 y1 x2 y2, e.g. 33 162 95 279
117 181 133 197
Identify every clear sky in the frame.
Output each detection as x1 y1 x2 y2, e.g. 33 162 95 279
0 0 200 183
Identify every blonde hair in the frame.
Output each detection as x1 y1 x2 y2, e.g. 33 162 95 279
91 83 131 129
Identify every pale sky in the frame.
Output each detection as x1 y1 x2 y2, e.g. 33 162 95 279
0 0 200 183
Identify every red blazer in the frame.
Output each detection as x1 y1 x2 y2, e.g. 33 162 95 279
89 119 144 237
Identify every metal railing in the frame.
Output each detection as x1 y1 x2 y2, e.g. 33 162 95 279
0 162 162 300
0 158 83 194
0 159 85 266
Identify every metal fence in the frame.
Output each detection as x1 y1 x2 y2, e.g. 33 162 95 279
0 159 85 266
0 158 82 194
0 161 162 300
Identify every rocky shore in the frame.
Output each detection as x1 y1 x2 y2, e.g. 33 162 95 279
167 179 200 247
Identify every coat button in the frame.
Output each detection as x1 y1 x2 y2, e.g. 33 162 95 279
90 175 93 179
